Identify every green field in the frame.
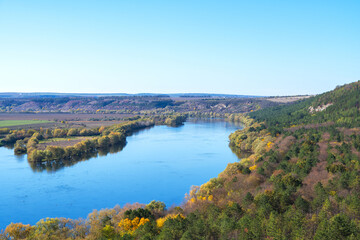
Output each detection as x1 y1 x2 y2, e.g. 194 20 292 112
38 136 89 143
0 120 53 127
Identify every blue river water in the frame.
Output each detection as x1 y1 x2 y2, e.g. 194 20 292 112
0 119 242 228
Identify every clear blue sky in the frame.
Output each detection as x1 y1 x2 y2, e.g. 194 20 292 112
0 0 359 96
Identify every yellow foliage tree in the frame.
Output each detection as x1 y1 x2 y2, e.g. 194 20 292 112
249 165 257 171
99 126 106 133
156 214 185 228
118 217 150 235
266 141 274 150
5 223 32 239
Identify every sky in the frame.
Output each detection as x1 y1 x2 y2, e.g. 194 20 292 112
0 0 359 96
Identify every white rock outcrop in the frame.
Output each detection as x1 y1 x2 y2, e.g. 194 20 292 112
309 103 333 113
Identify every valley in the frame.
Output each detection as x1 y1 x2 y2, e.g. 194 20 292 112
1 81 360 239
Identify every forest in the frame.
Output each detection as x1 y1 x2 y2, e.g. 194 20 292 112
1 81 360 239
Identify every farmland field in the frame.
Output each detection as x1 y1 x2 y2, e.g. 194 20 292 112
0 113 133 129
0 120 53 127
37 136 96 149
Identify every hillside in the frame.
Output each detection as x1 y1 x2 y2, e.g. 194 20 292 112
248 80 360 135
0 92 263 99
0 96 280 114
222 81 360 239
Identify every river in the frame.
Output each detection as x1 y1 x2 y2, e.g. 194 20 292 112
0 119 242 228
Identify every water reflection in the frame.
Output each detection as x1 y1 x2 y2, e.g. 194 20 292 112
229 144 252 159
6 126 157 173
14 153 26 162
28 144 125 173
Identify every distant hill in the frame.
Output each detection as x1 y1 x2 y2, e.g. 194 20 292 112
0 95 280 114
0 92 263 99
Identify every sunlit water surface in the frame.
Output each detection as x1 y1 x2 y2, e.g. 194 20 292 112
0 119 242 228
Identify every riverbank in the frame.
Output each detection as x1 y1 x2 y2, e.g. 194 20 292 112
0 119 242 230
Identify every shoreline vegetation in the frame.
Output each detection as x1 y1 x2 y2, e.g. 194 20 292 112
0 113 250 239
1 81 360 239
0 113 281 240
0 113 240 173
0 114 188 163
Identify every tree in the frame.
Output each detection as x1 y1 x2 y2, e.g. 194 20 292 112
52 129 65 138
5 223 32 239
67 128 79 137
146 201 166 213
97 136 111 148
266 212 282 240
158 215 188 240
329 214 357 239
14 140 27 154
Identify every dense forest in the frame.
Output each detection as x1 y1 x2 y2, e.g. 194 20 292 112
2 81 360 239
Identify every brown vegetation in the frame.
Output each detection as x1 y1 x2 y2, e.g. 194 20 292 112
300 140 331 200
37 137 95 150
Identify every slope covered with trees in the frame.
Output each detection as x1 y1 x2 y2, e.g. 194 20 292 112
249 81 360 135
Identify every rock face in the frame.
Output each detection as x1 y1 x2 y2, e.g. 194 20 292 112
308 103 333 113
